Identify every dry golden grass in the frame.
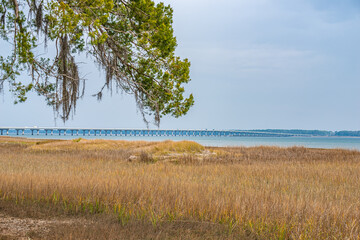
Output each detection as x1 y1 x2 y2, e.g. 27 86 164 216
27 138 204 153
0 137 360 239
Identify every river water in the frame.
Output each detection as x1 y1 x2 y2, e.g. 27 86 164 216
13 134 360 150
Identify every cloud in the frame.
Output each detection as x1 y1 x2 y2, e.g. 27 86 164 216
184 45 316 73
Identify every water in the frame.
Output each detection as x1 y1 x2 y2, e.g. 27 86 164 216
8 134 360 150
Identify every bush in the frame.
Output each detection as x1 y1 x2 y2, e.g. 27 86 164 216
139 151 156 163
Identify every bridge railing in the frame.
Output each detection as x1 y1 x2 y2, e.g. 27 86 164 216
0 127 240 137
0 127 296 138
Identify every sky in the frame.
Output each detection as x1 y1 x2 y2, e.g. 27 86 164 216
1 0 360 130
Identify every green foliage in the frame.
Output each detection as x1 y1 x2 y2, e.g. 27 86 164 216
0 0 194 125
11 82 33 103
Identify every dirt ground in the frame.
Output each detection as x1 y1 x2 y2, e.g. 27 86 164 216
0 213 91 239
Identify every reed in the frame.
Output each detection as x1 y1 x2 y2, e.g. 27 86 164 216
0 137 359 239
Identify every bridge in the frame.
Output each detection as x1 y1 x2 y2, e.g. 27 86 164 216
0 127 294 137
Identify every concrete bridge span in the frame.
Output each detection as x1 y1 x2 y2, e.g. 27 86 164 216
0 127 294 138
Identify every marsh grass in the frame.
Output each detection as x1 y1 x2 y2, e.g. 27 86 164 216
0 137 360 239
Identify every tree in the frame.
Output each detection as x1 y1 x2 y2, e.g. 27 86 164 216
0 0 194 125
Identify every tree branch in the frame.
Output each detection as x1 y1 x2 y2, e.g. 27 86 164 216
12 0 19 19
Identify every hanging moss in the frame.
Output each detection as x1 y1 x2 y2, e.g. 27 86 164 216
0 0 194 125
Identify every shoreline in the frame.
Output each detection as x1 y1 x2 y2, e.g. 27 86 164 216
1 135 360 152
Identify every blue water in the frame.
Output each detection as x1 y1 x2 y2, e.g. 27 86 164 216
9 134 360 150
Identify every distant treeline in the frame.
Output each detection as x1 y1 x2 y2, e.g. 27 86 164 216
236 129 360 137
334 131 360 137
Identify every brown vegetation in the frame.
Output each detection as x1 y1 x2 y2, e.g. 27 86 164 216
0 137 360 239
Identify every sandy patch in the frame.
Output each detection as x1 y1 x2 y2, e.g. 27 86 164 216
0 213 90 239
